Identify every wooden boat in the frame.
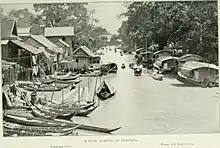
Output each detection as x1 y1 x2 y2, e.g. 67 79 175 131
3 122 76 136
96 80 116 100
71 100 96 110
31 106 57 120
3 128 75 137
177 61 219 87
3 113 71 127
100 63 118 74
22 85 63 92
57 79 82 84
50 74 80 81
153 56 179 73
53 119 121 133
35 104 75 120
74 105 98 116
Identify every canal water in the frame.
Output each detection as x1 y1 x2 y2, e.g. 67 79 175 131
48 46 219 135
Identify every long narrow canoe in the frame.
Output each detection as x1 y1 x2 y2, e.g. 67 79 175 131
50 74 80 81
3 113 70 127
3 121 76 134
3 128 75 137
31 106 57 120
57 79 82 84
35 104 75 120
23 86 63 92
74 105 98 116
54 119 121 133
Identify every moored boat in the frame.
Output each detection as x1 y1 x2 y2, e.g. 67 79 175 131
3 113 71 127
74 105 98 116
134 65 143 76
153 56 179 74
35 104 76 120
50 74 80 81
96 80 116 100
3 121 76 136
121 63 125 69
177 61 219 87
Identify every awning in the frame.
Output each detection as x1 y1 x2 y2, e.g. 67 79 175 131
11 40 43 55
1 40 9 45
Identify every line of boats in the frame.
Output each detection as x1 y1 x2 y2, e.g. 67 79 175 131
3 71 120 137
129 52 219 87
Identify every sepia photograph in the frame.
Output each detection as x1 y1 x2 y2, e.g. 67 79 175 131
0 0 219 138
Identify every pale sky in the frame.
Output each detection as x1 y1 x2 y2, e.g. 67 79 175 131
1 3 127 34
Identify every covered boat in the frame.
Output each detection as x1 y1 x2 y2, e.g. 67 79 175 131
177 61 219 87
100 63 118 74
153 56 179 73
96 80 116 100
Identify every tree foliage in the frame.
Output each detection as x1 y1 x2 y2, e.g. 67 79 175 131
3 3 110 50
119 1 218 63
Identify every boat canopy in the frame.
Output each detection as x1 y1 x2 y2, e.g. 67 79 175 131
153 50 173 56
181 61 219 71
96 80 115 95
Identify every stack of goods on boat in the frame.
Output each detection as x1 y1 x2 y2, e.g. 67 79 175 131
177 61 219 87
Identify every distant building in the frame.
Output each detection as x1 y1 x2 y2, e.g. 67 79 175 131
17 27 31 41
1 19 42 66
72 46 97 69
1 19 43 82
44 26 74 54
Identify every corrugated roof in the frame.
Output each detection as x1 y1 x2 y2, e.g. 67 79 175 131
182 61 219 70
11 40 43 55
1 19 16 39
30 35 63 53
44 27 74 37
17 27 31 34
57 39 70 47
72 46 95 57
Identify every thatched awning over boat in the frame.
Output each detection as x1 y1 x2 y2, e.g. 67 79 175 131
181 61 219 71
96 80 115 95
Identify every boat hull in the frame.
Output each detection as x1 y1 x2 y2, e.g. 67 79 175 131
3 113 70 127
176 72 202 86
74 106 98 116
